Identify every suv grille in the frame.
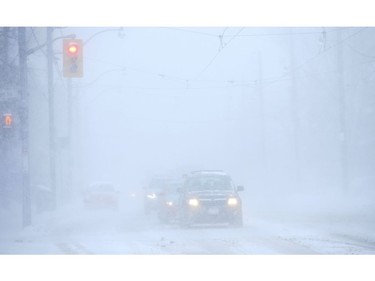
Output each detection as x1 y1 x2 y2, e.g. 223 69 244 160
199 198 227 207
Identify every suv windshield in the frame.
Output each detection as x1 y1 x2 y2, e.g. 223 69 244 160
185 175 233 191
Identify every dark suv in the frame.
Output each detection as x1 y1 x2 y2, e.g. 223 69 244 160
178 170 244 227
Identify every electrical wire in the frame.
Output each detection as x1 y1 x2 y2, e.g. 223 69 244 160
161 27 219 37
346 43 375 59
72 26 375 107
84 56 189 83
30 27 47 57
194 27 245 80
81 27 350 86
224 28 351 37
82 53 294 92
163 27 353 38
26 26 371 102
272 27 369 81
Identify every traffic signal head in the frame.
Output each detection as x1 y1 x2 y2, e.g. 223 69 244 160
63 39 83 78
3 113 13 128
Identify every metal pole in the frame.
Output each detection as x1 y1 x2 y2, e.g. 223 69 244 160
2 27 9 69
67 77 72 202
18 27 31 227
47 27 57 210
337 29 349 193
289 29 301 187
257 51 268 189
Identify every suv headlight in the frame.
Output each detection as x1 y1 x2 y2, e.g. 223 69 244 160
188 198 199 207
227 197 238 206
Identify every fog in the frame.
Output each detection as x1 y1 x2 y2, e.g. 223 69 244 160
1 27 375 254
77 27 374 200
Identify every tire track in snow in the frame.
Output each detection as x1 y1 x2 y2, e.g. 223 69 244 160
55 241 94 254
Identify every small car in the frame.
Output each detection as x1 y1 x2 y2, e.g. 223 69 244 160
178 170 244 227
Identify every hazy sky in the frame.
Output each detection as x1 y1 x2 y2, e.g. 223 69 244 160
45 27 375 198
68 27 293 188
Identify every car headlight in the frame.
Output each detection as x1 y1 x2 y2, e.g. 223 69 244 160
166 201 174 206
147 193 157 199
188 198 199 207
227 197 238 206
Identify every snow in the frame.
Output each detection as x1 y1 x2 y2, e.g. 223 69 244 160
1 191 374 255
2 25 375 281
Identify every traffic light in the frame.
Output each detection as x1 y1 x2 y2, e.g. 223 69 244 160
63 39 83 78
2 113 13 129
1 113 15 139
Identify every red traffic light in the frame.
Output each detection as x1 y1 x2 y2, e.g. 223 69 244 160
66 42 80 56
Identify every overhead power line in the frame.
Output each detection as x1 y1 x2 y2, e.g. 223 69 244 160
194 27 245 79
79 27 369 93
164 27 352 38
278 27 369 80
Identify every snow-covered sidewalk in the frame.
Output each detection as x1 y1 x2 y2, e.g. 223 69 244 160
249 192 375 254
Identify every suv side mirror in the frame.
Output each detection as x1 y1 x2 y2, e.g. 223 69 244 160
237 185 244 191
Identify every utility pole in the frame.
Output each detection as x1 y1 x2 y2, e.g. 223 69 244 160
257 51 268 188
337 28 349 193
16 28 76 216
67 77 73 202
2 27 9 75
18 27 31 227
47 27 57 210
289 29 301 188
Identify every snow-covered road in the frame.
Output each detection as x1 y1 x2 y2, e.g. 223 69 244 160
1 201 374 254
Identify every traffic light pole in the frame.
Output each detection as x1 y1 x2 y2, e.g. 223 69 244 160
67 77 73 202
337 29 349 193
14 28 76 226
47 27 57 210
18 27 32 227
